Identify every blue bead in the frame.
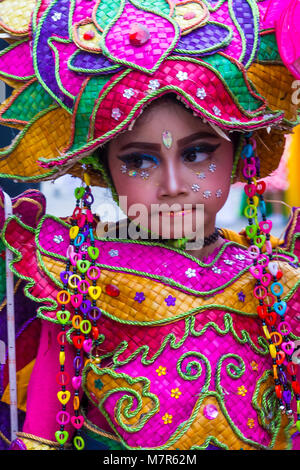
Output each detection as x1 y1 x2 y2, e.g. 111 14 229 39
241 144 254 159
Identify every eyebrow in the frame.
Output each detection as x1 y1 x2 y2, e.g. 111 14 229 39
119 131 218 151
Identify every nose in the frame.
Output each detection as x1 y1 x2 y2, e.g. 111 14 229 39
156 160 189 199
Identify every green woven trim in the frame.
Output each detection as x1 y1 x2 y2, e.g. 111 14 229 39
0 216 58 321
35 214 258 295
103 314 269 372
251 370 293 450
1 79 54 124
99 0 180 74
174 21 233 55
0 39 35 81
202 0 227 12
82 363 160 434
32 0 76 113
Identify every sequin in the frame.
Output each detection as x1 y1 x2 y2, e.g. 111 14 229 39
108 249 119 257
111 108 121 120
208 163 216 172
176 70 188 81
123 88 135 99
140 170 149 179
164 295 176 306
216 189 222 198
134 292 145 303
203 190 212 198
213 105 221 116
53 235 64 244
196 87 206 99
191 183 200 192
185 268 196 278
196 172 206 179
162 130 173 149
203 404 218 420
148 79 160 91
128 170 138 177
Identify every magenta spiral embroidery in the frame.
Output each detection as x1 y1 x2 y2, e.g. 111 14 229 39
55 173 101 450
241 133 300 429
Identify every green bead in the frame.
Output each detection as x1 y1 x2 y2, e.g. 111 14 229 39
253 234 266 248
87 245 100 260
76 259 91 273
296 420 300 432
74 187 85 200
56 310 71 325
245 224 257 239
55 430 69 445
73 435 85 450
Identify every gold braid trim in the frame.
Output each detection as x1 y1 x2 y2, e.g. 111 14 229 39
16 432 71 450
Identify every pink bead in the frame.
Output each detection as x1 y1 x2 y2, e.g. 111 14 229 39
249 264 263 279
56 410 70 425
265 240 273 254
259 219 272 234
247 245 260 259
278 321 292 336
72 376 82 389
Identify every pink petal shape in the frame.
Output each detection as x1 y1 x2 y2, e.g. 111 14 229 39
102 2 178 73
0 40 35 80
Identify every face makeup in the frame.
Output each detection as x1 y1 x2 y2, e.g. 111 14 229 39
162 130 173 149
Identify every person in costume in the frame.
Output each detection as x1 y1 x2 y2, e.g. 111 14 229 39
0 0 300 451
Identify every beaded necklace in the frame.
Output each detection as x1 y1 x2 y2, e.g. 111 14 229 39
55 172 101 450
241 132 300 433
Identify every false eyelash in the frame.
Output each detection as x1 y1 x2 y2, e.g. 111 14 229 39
182 143 220 158
118 153 159 166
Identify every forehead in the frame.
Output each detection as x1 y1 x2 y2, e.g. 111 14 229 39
109 99 217 150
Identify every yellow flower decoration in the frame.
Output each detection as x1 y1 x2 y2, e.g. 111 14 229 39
162 413 173 424
247 418 255 429
156 365 167 376
171 387 182 399
237 385 248 397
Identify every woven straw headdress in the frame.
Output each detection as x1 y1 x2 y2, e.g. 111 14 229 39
0 0 299 190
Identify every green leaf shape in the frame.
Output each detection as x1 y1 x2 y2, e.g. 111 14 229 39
132 0 171 16
200 53 265 113
1 80 54 124
94 0 122 31
70 74 112 151
256 33 282 64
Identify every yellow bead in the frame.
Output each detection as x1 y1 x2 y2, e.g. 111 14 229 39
262 325 270 339
69 226 79 239
83 172 91 187
59 351 65 365
269 344 277 358
88 285 102 300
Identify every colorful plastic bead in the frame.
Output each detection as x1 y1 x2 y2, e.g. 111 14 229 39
56 309 71 324
56 411 70 426
88 285 102 300
57 290 71 305
55 430 69 445
70 293 83 308
87 265 101 281
273 300 287 316
87 245 99 260
270 281 284 297
259 219 272 234
74 187 85 199
57 390 71 405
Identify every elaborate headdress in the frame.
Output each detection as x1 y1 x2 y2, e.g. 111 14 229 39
0 0 299 193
